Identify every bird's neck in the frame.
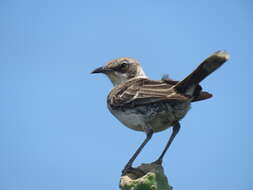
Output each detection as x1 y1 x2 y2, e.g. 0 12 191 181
109 68 147 87
136 67 147 78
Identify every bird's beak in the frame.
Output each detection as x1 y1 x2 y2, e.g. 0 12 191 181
91 66 107 74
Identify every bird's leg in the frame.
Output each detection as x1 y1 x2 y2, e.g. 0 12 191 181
153 122 181 165
122 128 153 176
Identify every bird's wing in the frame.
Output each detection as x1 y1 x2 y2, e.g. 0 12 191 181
162 77 213 102
108 78 190 108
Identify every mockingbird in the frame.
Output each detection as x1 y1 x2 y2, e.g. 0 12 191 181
91 51 229 175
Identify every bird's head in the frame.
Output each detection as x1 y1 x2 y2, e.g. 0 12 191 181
91 57 147 86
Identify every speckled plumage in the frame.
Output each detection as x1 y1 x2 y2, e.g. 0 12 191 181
107 77 196 132
91 50 229 175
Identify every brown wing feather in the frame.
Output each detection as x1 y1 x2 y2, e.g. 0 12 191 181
108 78 190 108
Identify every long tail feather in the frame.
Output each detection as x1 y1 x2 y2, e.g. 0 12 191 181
174 50 229 94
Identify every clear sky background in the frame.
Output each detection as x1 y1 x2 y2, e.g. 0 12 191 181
0 0 252 190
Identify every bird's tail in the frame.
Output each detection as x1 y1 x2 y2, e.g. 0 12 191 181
174 51 229 95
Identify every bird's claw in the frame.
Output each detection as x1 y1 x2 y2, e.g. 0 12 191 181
121 166 145 176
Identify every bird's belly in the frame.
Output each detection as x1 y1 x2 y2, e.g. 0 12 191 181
108 102 191 132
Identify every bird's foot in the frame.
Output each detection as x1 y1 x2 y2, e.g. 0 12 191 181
121 166 145 176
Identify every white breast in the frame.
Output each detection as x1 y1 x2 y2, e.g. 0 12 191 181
108 106 146 131
107 102 191 133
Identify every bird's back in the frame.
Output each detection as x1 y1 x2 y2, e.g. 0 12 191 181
107 77 211 109
107 77 210 132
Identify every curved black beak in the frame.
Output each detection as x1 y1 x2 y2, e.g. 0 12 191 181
91 66 105 74
91 66 112 74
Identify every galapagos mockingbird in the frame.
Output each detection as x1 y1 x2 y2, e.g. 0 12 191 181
91 51 229 175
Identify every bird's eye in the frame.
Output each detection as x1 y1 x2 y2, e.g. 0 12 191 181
120 62 129 70
115 62 129 72
121 62 127 67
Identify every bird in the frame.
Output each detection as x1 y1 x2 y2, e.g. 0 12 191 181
91 51 229 175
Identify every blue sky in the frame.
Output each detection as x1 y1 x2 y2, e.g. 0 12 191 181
0 0 252 190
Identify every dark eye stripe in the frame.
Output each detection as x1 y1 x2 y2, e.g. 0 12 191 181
114 63 128 72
